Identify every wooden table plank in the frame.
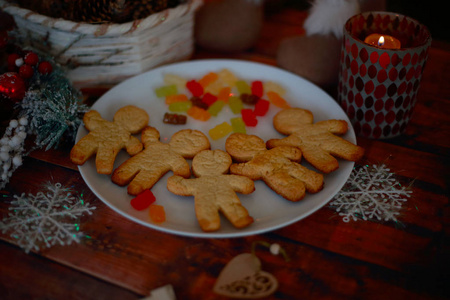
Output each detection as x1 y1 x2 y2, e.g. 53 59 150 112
0 241 140 300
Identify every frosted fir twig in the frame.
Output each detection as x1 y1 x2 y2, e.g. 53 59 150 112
19 69 89 151
0 183 96 253
329 164 412 223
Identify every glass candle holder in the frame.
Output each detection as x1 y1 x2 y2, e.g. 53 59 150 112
338 11 432 139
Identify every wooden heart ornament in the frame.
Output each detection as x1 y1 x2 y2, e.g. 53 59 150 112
213 253 278 298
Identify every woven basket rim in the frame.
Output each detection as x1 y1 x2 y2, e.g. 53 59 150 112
0 0 203 36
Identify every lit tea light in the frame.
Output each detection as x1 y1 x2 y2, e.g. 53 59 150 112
364 33 401 49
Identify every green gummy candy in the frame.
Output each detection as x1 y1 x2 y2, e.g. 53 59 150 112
169 101 192 112
155 85 178 98
236 80 251 94
231 117 246 134
207 100 225 116
209 122 233 140
229 96 243 114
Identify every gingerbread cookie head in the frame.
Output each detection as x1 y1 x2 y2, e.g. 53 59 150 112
167 149 254 232
112 127 210 195
225 133 267 163
192 149 232 177
226 133 323 202
70 105 149 175
266 108 364 174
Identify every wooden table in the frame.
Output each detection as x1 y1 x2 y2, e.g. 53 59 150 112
1 5 449 300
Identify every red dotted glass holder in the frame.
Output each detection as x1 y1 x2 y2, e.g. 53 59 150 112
338 11 432 139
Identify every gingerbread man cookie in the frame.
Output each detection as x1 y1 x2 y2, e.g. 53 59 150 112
225 133 323 202
266 108 364 174
167 150 254 232
112 126 210 195
70 105 149 174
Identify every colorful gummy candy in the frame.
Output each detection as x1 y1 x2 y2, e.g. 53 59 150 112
240 93 259 105
241 109 258 127
163 112 187 124
230 117 246 134
207 100 225 116
188 106 211 121
155 84 178 98
228 96 243 114
130 189 156 211
267 91 290 109
164 73 187 89
251 80 263 98
264 81 286 95
236 80 251 95
186 80 204 97
199 72 218 88
209 122 233 140
149 204 166 223
218 69 238 86
158 69 291 134
202 93 218 106
169 101 192 112
254 99 270 116
217 86 231 103
165 94 188 105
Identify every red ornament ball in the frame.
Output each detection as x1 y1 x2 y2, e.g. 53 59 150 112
19 64 34 79
7 53 20 71
24 52 39 66
0 72 26 101
38 61 53 75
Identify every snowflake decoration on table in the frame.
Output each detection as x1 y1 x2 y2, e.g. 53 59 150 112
0 183 96 253
329 164 412 223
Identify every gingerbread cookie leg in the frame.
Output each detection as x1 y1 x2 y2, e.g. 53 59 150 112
264 171 307 201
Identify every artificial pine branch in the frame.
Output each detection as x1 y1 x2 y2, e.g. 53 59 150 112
19 64 89 150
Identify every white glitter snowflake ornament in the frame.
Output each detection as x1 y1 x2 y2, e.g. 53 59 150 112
329 164 412 222
0 183 96 253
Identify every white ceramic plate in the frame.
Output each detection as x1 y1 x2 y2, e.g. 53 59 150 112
77 59 356 238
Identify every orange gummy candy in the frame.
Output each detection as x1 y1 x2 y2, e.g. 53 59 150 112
267 91 290 108
217 86 231 103
149 205 166 223
187 106 211 121
199 72 218 88
165 94 188 105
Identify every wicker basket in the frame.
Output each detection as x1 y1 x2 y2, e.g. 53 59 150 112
0 0 203 87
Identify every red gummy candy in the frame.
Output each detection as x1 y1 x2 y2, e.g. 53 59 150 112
251 80 263 98
202 92 218 106
186 80 204 97
254 99 270 116
241 109 258 127
130 189 156 211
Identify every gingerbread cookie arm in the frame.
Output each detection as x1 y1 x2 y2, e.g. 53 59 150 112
125 135 143 156
82 110 104 131
167 175 196 196
268 146 302 162
229 162 261 180
266 135 302 150
225 175 255 194
70 135 99 165
313 119 348 135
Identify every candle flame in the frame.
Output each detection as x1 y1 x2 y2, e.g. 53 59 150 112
378 36 385 47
